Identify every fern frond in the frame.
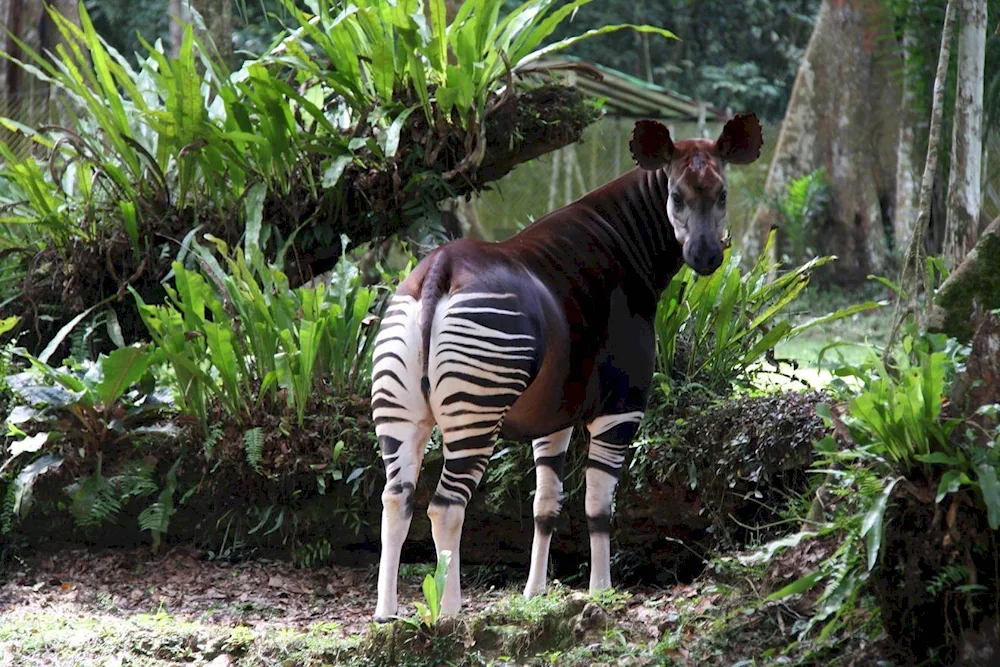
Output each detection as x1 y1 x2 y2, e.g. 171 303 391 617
244 427 264 473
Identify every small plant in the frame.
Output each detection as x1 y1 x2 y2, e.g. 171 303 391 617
772 169 830 265
3 344 176 463
413 550 452 628
826 331 967 474
654 227 877 395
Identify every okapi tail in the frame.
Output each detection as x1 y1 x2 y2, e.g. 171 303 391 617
419 252 452 399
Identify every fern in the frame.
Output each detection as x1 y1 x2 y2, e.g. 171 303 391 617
139 456 181 553
1 483 16 535
776 168 830 264
109 461 158 502
926 564 968 597
295 538 333 569
244 427 264 473
70 472 123 527
202 422 224 460
69 326 90 363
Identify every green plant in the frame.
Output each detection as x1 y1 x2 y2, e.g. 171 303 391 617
0 343 179 539
243 427 264 473
133 236 382 430
270 0 674 129
825 332 966 474
654 228 877 395
3 344 176 462
771 169 830 265
412 550 452 628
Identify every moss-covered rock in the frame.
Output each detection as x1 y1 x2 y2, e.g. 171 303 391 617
927 216 1000 342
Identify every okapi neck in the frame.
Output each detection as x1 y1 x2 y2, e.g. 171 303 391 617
581 167 683 302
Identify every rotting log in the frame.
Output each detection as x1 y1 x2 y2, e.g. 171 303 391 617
5 83 600 352
926 215 1000 342
278 84 600 284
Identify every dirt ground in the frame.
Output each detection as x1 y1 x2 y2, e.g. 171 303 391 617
0 545 889 667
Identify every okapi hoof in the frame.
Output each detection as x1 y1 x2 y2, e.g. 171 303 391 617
373 614 395 624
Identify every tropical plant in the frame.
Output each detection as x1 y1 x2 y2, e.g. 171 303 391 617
760 328 1000 647
0 0 675 346
3 344 176 460
133 236 383 430
772 168 830 265
653 228 879 395
0 342 179 544
825 332 967 473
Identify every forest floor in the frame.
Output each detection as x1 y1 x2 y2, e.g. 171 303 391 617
0 543 888 666
0 284 894 666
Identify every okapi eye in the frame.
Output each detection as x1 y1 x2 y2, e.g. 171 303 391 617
718 190 727 207
671 191 685 209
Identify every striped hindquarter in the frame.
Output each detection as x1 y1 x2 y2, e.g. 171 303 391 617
372 290 540 619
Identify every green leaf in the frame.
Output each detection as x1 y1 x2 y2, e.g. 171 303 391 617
243 182 268 261
975 464 1000 530
38 301 105 364
12 454 63 519
765 570 824 601
96 344 153 406
119 199 140 258
422 573 439 623
9 432 49 458
0 316 20 337
518 24 676 68
861 477 901 571
936 469 970 503
383 106 418 159
322 155 354 189
916 452 962 466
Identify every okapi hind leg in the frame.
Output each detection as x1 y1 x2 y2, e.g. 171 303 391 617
371 296 433 622
426 289 540 614
426 435 496 615
585 411 644 593
524 427 573 598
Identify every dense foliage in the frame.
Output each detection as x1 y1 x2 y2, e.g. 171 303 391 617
0 0 670 348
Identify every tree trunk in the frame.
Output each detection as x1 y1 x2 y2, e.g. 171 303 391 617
894 6 920 255
0 0 24 106
926 215 1000 342
750 0 900 285
0 0 78 137
169 0 185 58
186 0 232 66
944 0 987 269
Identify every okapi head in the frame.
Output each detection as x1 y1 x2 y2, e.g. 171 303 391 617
629 113 763 276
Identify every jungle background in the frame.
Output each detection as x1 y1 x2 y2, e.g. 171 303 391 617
0 0 999 665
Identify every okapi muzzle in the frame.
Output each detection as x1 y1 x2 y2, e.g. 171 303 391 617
629 113 764 276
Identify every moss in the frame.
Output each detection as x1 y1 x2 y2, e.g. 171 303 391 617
927 218 1000 342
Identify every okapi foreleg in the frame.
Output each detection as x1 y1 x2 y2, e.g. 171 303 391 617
585 411 644 592
524 426 573 598
372 296 434 621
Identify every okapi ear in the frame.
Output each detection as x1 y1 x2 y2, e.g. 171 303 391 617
715 113 763 165
630 119 674 170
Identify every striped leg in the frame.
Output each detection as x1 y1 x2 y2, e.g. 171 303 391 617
371 296 433 621
585 411 644 593
428 291 538 614
524 427 573 598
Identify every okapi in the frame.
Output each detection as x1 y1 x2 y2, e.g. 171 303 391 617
371 113 763 620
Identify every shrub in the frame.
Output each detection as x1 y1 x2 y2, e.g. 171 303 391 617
653 227 877 396
133 235 383 430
